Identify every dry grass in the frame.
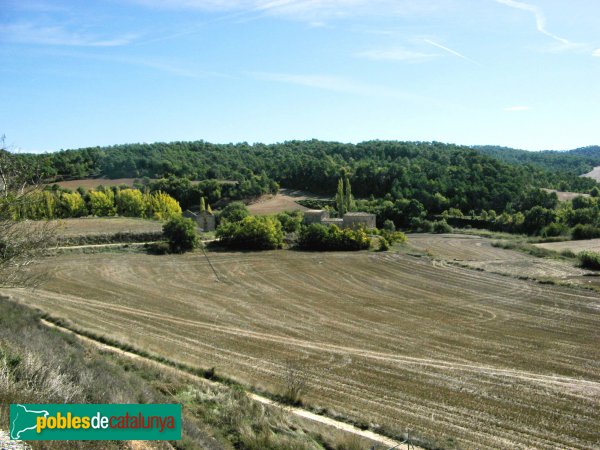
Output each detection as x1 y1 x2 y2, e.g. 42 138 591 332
247 189 322 215
541 188 590 202
49 178 140 190
407 233 590 281
4 247 600 449
535 238 600 254
52 218 163 237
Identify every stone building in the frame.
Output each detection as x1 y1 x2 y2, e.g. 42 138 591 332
302 210 376 229
342 212 377 229
183 210 216 232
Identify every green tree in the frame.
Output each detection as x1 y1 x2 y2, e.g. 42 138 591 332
163 216 198 253
116 188 145 217
344 175 354 213
88 190 115 217
335 178 345 217
60 191 87 217
200 197 206 212
217 216 283 250
219 201 248 223
146 191 182 220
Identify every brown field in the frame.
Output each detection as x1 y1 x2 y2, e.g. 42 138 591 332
535 238 600 254
541 188 589 202
247 188 322 215
5 243 600 449
582 166 600 182
49 178 140 190
50 217 163 237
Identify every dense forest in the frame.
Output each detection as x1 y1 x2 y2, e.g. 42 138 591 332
22 141 599 213
474 145 600 177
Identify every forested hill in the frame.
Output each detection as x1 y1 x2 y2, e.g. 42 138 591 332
24 140 598 214
474 145 600 176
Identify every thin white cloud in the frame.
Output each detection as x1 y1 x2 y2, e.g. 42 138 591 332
424 39 481 65
128 0 442 21
248 71 417 101
593 49 600 57
504 105 530 112
494 0 575 47
0 22 135 47
356 47 436 63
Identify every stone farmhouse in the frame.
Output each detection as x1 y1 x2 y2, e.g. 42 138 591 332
303 210 376 229
183 210 216 232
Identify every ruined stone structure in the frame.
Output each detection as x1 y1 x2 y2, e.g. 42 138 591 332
183 210 216 232
302 210 376 229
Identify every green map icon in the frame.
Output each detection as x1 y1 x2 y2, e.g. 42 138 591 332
10 404 49 440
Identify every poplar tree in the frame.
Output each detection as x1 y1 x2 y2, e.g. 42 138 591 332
344 175 354 213
335 178 345 217
200 197 206 212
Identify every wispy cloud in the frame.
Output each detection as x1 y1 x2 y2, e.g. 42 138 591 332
356 47 436 63
128 0 441 21
424 39 481 65
593 49 600 57
504 105 530 112
494 0 579 50
0 22 136 47
248 71 417 100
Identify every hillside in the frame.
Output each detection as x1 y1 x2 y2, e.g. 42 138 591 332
474 145 600 176
22 140 599 216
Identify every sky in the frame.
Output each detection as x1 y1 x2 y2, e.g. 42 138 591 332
1 0 599 153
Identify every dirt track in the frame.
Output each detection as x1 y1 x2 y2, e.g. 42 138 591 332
6 247 600 449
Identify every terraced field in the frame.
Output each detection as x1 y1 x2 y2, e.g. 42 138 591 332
5 247 600 449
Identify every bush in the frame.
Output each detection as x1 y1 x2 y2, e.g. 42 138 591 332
541 222 568 238
382 219 396 232
571 224 600 240
578 251 600 270
410 218 433 233
378 237 390 251
216 216 284 250
432 220 452 234
277 211 303 233
163 216 198 253
298 224 370 251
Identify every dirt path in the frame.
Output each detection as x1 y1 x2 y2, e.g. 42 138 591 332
40 319 417 450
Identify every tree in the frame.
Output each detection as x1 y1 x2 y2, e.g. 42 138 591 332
59 191 87 217
0 140 55 287
217 216 283 250
591 187 600 198
116 188 145 217
146 191 182 220
344 175 355 213
88 190 115 216
163 216 198 253
199 197 206 212
335 178 345 217
219 201 248 223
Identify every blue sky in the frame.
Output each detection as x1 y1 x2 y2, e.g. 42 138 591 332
1 0 599 153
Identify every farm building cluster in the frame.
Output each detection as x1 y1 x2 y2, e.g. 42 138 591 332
303 210 376 229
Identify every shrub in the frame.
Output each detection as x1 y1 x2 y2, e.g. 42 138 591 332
276 211 303 233
578 251 600 270
382 219 396 232
571 224 600 240
378 237 390 251
432 220 452 234
298 224 370 251
163 216 198 253
541 222 568 238
217 216 284 250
